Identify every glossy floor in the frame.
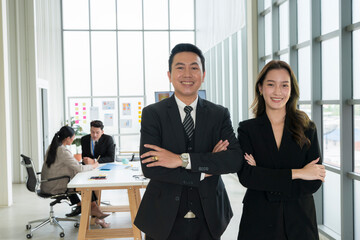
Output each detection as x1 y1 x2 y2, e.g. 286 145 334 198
0 174 328 240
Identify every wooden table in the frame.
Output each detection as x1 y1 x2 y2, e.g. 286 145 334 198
68 162 148 240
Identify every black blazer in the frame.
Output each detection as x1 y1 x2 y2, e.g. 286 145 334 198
81 134 115 163
134 95 243 240
237 113 322 240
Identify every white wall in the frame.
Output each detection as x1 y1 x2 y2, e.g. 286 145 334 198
0 0 13 206
246 0 258 118
5 0 41 186
13 0 64 182
0 0 64 203
34 0 64 167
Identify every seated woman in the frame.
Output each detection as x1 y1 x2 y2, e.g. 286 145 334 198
40 126 110 228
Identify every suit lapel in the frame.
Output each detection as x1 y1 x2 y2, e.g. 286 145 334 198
94 135 103 156
277 116 293 162
166 96 187 152
279 117 291 151
194 98 208 152
258 113 291 168
258 114 279 158
86 135 94 157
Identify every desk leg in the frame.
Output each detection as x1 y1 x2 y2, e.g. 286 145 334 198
78 189 92 240
128 187 142 240
134 186 141 208
94 190 102 206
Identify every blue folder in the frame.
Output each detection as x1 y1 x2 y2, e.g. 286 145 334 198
98 163 118 171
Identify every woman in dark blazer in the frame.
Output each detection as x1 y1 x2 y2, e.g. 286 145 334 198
237 60 326 240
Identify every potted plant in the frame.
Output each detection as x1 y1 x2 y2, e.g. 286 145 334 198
66 117 86 161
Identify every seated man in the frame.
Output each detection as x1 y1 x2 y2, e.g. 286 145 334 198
81 120 115 164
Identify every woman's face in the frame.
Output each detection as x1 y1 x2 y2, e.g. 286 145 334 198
64 135 75 145
259 69 291 113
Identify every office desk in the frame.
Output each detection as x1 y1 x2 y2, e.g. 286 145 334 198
68 162 148 240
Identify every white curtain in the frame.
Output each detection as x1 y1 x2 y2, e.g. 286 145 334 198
196 0 245 51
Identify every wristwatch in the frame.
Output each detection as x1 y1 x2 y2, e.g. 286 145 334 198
180 153 190 168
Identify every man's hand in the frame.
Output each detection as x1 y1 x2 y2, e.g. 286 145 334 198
141 144 182 168
83 157 95 165
92 161 99 169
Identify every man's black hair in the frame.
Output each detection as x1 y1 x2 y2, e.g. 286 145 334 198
90 120 104 130
168 43 205 73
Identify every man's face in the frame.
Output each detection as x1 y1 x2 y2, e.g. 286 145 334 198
90 127 104 142
168 51 205 103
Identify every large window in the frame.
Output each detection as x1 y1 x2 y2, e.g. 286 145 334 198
202 30 247 130
258 0 360 239
62 0 195 152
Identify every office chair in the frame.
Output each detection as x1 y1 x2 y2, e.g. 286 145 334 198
20 154 79 239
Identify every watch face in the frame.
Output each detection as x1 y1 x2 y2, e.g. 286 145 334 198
181 153 189 168
181 153 189 161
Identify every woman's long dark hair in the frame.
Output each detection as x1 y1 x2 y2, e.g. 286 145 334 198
251 60 312 148
46 126 75 167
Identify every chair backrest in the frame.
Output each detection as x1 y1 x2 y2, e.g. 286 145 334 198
114 143 116 161
20 154 40 192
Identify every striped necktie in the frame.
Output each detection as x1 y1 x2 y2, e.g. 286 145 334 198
183 106 194 140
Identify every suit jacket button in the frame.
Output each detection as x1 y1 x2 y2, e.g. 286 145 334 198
188 147 193 151
175 196 180 201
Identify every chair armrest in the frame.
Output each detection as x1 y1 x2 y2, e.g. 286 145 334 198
40 175 71 183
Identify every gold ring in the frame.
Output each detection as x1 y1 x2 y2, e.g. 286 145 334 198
153 156 159 161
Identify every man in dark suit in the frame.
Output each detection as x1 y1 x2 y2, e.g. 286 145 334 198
66 120 115 217
81 120 115 164
134 43 243 240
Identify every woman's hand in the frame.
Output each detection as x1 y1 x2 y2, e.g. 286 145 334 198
83 157 95 165
292 158 326 181
244 153 256 166
212 140 229 153
206 140 229 178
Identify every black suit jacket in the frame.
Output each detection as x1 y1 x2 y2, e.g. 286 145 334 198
237 113 322 240
81 134 115 163
134 95 243 240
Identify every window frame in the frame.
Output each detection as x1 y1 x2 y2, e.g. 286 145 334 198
61 0 196 151
257 0 360 239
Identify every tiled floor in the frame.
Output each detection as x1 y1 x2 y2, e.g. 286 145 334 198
0 174 328 240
